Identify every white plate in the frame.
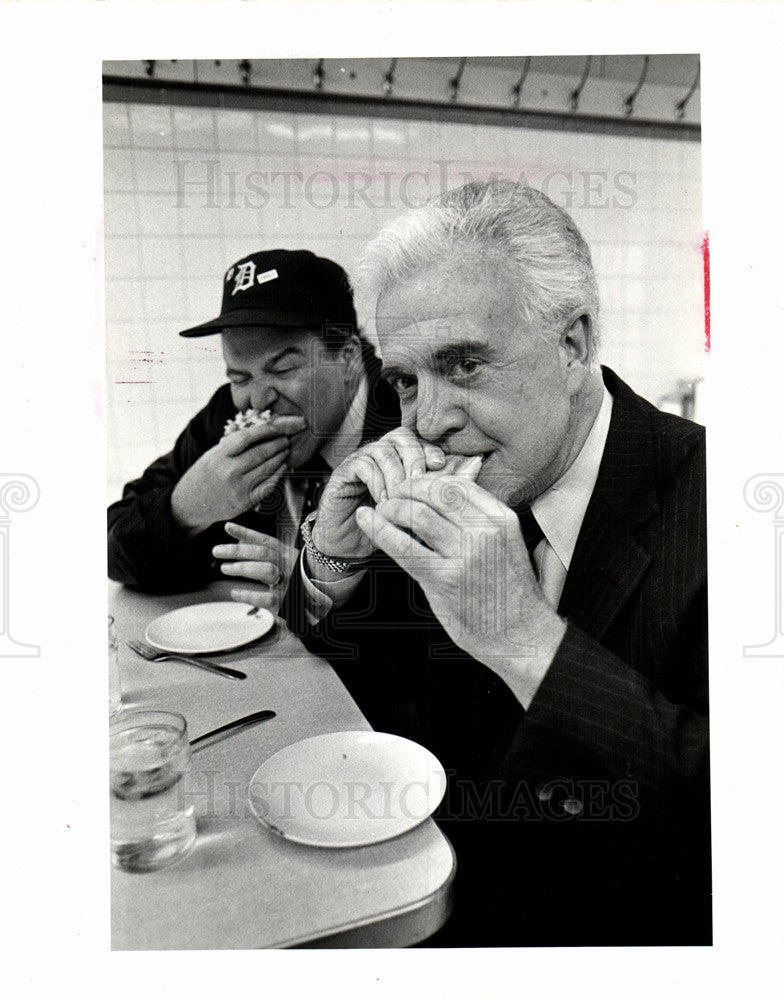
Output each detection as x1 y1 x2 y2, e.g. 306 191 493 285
247 731 447 848
144 602 274 654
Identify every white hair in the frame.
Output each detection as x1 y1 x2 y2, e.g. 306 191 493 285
356 179 600 357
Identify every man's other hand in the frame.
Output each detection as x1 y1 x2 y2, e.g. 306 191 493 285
355 473 567 706
171 415 306 533
212 522 298 611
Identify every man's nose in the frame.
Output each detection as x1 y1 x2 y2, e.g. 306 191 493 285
249 381 279 412
413 379 465 443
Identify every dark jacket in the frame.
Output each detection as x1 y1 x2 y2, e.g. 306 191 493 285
290 368 710 947
108 343 400 593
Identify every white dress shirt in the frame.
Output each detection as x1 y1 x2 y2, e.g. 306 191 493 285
529 386 613 608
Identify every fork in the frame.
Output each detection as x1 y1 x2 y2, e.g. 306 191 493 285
126 639 247 680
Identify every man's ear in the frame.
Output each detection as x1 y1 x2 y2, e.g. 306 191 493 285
560 314 595 395
560 313 593 366
340 334 362 370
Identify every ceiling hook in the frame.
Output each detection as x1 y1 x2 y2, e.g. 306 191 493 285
624 55 650 117
448 57 467 102
675 62 701 121
312 59 325 90
510 56 532 108
570 55 593 113
143 60 156 79
238 60 252 86
382 58 398 97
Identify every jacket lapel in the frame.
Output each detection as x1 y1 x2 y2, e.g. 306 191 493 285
557 368 658 640
557 495 651 638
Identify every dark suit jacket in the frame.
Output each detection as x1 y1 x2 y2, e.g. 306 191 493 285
291 367 710 947
108 341 400 593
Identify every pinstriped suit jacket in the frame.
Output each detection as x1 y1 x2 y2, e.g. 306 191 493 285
292 367 710 946
506 366 708 795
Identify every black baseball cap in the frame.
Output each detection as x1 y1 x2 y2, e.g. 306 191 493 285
179 249 357 337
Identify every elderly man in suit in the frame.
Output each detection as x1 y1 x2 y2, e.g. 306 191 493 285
284 180 710 947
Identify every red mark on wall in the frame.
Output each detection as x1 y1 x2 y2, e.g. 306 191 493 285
130 350 164 364
702 232 710 353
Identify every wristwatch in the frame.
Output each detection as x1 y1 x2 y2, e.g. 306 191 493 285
300 510 374 574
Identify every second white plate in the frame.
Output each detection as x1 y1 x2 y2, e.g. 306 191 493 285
144 602 274 654
248 731 447 848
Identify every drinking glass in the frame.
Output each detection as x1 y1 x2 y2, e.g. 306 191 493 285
110 710 197 872
108 615 122 716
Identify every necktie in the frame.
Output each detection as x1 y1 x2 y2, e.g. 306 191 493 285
295 452 332 525
515 504 544 574
252 454 332 553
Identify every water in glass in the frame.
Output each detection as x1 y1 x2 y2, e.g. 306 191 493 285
110 712 196 872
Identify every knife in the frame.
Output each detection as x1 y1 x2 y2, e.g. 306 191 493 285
190 710 276 751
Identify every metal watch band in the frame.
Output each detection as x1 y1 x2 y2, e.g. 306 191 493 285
300 510 374 574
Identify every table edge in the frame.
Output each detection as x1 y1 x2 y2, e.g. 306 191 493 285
282 834 457 949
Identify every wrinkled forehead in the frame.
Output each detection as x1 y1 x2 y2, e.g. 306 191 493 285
375 260 522 368
378 316 489 372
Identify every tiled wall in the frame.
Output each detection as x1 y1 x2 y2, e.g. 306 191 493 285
104 101 705 500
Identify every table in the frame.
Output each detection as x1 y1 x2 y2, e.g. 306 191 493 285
110 582 455 950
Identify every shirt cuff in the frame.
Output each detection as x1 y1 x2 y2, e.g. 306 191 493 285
298 550 366 625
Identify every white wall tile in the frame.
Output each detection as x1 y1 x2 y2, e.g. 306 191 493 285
103 237 143 280
183 278 224 323
177 239 231 278
140 237 186 279
259 115 298 156
128 105 174 149
173 107 217 151
105 279 145 322
105 322 149 360
104 148 136 192
137 193 180 236
104 103 131 148
296 117 334 156
334 116 372 158
217 203 258 239
216 109 259 152
142 278 187 324
133 149 183 193
178 202 222 237
104 193 138 236
371 120 406 158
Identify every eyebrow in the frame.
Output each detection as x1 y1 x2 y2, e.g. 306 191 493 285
225 346 303 377
381 339 493 381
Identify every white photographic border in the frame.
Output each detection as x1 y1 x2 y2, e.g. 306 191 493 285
2 3 782 999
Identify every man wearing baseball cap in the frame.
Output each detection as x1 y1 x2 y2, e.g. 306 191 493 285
107 249 400 602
